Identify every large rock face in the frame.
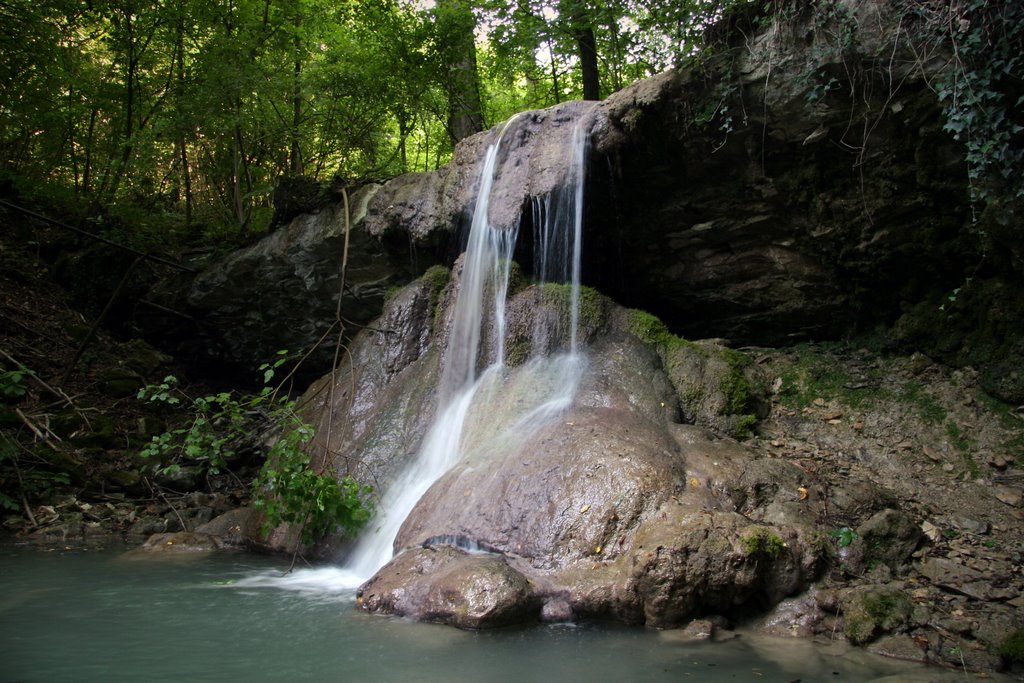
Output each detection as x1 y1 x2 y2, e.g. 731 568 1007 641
305 267 825 628
584 0 970 345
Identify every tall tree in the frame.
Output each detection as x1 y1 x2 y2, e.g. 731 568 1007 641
434 0 485 144
561 0 600 100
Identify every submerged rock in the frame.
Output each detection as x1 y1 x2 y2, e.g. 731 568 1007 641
131 531 222 554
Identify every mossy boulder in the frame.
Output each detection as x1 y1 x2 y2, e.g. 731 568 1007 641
841 585 913 645
124 339 171 377
358 546 539 629
999 629 1024 667
97 367 143 399
854 508 923 572
623 309 768 438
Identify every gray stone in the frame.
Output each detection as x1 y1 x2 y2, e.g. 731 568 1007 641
866 635 928 663
855 508 923 569
994 486 1022 508
195 507 266 550
357 546 538 629
185 189 418 376
840 585 913 645
133 531 222 554
918 557 1017 601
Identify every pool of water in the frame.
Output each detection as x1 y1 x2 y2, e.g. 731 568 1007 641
0 544 1004 682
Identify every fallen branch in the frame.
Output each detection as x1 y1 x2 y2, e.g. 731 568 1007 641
0 348 77 410
14 408 60 451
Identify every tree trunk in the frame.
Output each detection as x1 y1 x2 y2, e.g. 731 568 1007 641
575 26 600 100
438 0 484 144
107 9 137 200
560 0 600 101
546 35 561 104
289 7 303 175
174 16 193 224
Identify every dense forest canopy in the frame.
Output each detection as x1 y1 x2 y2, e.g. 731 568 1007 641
0 0 747 242
1 0 1019 248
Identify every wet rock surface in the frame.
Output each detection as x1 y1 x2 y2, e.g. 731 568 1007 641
357 545 538 629
301 270 1024 676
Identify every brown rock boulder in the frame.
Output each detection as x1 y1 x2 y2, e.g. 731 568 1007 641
357 546 538 629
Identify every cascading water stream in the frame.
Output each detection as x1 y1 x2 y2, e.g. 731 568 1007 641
340 114 590 584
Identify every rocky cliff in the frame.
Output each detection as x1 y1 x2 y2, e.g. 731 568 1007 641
179 0 1021 401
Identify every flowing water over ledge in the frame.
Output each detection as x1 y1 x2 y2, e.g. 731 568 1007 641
1 545 1006 683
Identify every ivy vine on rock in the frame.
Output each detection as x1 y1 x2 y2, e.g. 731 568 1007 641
930 0 1024 210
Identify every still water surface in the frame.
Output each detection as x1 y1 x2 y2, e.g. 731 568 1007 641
0 544 1003 682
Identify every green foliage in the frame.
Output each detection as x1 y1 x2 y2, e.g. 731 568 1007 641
0 435 70 511
0 369 30 402
137 353 372 545
929 0 1024 209
741 526 785 558
251 425 373 546
830 526 858 548
137 376 245 476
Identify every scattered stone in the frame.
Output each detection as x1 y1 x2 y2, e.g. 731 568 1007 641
866 635 927 663
994 486 1021 507
855 509 923 570
752 591 823 638
987 453 1009 470
951 516 989 535
678 618 715 641
918 557 1017 601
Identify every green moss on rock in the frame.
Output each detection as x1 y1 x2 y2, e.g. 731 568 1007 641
999 629 1024 664
625 308 764 439
505 337 531 367
540 283 607 337
418 264 450 322
740 526 784 558
842 586 912 645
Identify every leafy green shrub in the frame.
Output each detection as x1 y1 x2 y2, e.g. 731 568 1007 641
1 360 35 403
137 376 246 476
136 352 373 544
830 526 858 548
251 423 372 545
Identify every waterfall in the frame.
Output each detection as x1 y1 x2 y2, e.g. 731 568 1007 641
340 114 589 583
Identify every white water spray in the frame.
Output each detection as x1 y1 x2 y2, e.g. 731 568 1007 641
337 115 590 586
